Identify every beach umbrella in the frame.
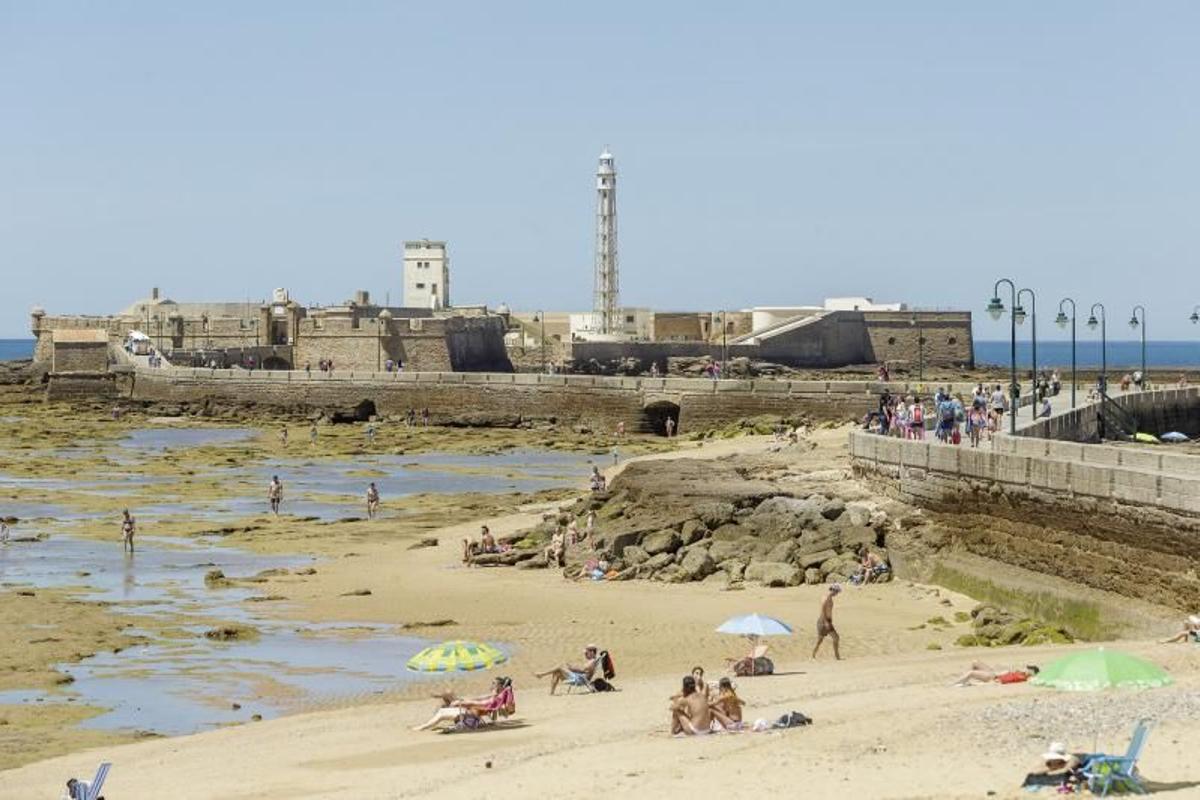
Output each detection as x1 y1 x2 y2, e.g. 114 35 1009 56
716 614 794 637
1133 432 1160 444
1031 648 1172 692
1161 431 1190 443
406 640 508 673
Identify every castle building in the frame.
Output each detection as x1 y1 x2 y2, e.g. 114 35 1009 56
403 240 450 309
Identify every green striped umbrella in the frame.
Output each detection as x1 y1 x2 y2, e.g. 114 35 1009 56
1031 648 1172 691
406 640 508 673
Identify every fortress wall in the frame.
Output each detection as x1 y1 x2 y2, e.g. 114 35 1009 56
850 429 1200 610
1017 387 1200 442
861 312 974 368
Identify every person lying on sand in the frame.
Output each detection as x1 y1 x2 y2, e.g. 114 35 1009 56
669 675 736 736
1161 614 1200 644
534 644 602 695
952 661 1039 686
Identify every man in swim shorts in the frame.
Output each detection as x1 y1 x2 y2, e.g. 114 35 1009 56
812 583 842 660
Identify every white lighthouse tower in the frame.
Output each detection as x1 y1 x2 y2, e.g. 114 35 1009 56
591 148 620 336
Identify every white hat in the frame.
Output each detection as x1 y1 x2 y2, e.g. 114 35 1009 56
1042 742 1069 763
1188 615 1200 627
829 583 843 594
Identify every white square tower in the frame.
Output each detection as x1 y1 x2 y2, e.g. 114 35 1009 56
402 240 450 309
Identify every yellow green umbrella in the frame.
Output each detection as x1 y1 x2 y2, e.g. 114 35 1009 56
406 640 508 673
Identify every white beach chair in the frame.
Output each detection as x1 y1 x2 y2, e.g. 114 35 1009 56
64 761 110 800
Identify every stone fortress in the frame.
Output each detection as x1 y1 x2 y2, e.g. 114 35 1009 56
27 147 976 421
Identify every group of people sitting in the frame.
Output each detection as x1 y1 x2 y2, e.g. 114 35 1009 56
849 547 890 585
589 466 608 492
670 667 746 735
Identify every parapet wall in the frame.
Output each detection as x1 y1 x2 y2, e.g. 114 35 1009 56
1017 387 1200 442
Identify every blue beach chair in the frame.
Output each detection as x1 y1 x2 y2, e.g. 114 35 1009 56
1083 719 1151 797
66 761 111 800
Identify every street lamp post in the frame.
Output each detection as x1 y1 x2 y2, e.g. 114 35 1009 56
1086 303 1107 395
986 278 1021 435
720 310 728 375
1129 305 1146 390
1055 298 1077 409
1015 288 1038 421
533 311 545 374
909 313 925 381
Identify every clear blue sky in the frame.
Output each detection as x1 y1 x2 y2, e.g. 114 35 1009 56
3 2 1199 340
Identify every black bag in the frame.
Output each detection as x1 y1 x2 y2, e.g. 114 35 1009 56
774 711 812 728
591 678 616 692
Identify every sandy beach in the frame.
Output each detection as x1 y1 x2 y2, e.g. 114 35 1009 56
4 427 1199 799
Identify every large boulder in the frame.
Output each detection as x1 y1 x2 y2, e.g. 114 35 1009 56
745 512 804 543
804 567 823 585
844 502 874 528
642 552 675 572
708 538 755 563
622 545 650 566
839 525 876 553
766 540 798 564
753 496 810 516
744 561 801 587
641 530 682 556
819 497 846 521
696 502 736 529
799 548 839 570
679 548 716 581
711 523 748 543
679 519 708 546
596 530 642 557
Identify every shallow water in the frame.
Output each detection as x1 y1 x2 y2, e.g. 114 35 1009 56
0 442 582 736
118 427 259 451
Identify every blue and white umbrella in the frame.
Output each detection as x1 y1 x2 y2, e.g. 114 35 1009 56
716 613 794 638
1161 431 1190 443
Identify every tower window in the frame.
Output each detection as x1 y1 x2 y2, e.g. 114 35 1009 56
416 283 426 289
948 336 958 345
625 315 635 323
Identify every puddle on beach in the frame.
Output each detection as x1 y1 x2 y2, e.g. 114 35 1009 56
0 439 579 736
117 427 259 451
0 533 463 734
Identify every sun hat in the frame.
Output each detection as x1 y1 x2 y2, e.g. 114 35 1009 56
1188 615 1200 627
1042 742 1069 763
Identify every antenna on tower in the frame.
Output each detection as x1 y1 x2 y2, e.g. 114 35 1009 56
592 147 619 336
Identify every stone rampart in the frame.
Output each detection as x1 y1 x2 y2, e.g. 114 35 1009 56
117 369 974 432
1016 387 1200 442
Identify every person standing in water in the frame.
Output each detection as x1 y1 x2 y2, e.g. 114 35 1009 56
812 584 842 660
309 423 318 447
268 475 283 515
121 509 136 554
279 427 288 448
366 482 380 519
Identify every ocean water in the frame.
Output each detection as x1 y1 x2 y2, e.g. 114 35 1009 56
974 340 1200 369
0 338 34 360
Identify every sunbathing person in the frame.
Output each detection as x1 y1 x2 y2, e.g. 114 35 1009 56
952 661 1039 686
413 676 513 731
1160 614 1200 643
711 678 745 730
727 640 773 677
1022 741 1094 791
669 675 735 735
534 644 602 695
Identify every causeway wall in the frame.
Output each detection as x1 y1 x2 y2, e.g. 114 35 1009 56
1016 386 1200 442
105 368 979 432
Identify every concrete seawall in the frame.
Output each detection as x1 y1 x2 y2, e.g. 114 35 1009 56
849 427 1200 613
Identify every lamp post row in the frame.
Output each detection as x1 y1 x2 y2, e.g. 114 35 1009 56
985 286 1168 428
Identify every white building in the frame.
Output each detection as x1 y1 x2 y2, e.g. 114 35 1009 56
402 240 450 309
823 296 905 312
570 307 651 341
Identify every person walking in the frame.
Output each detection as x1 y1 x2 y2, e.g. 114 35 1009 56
309 423 318 446
121 509 136 554
665 416 676 437
366 482 380 519
812 584 842 660
279 427 288 448
268 475 283 515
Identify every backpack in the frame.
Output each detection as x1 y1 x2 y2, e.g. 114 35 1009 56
940 403 955 423
591 678 616 692
600 651 616 680
774 711 813 728
911 405 923 424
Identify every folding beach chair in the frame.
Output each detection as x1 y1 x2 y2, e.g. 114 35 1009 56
565 670 595 694
1083 719 1151 797
66 761 111 800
